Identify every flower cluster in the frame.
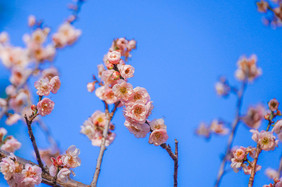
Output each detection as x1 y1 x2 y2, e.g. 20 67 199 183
196 120 229 139
0 153 42 187
48 145 81 183
83 38 169 147
81 111 115 146
235 55 262 82
0 128 21 153
230 146 262 174
257 0 282 27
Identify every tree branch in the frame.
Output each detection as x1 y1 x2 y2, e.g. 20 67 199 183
215 81 247 187
0 149 89 187
90 101 119 187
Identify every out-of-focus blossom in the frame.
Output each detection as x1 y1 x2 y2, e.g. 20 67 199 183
87 82 96 92
52 22 81 48
265 168 279 179
37 98 55 116
0 32 9 43
210 120 229 135
1 47 29 68
21 164 42 186
215 82 230 96
28 15 36 27
42 67 59 80
5 114 22 126
196 123 210 138
257 0 269 13
149 129 168 146
124 120 150 138
9 91 29 112
10 67 31 86
34 77 52 96
1 137 21 153
268 99 279 112
0 128 7 140
50 76 61 94
242 105 265 129
250 130 278 151
61 145 81 168
235 55 262 82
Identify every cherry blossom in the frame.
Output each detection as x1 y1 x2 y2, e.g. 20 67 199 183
149 129 169 146
37 98 55 116
61 145 81 168
1 137 22 153
21 164 42 186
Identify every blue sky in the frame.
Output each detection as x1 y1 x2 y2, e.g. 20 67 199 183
0 0 282 186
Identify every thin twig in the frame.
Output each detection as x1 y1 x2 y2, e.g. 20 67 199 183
24 114 45 172
215 81 247 187
0 149 89 187
90 101 119 187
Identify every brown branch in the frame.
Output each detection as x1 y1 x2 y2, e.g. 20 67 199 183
160 139 178 187
24 114 45 172
90 101 119 187
215 81 247 187
0 149 89 187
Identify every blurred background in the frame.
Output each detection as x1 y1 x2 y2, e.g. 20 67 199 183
0 0 282 186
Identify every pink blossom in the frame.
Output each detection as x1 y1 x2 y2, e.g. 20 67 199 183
149 129 168 146
268 98 279 111
242 105 265 129
112 80 133 101
0 128 7 140
0 153 16 180
9 92 29 112
118 64 135 79
116 38 128 50
127 40 136 50
195 123 210 138
101 70 116 85
128 87 151 104
5 113 22 125
124 120 150 138
1 137 21 153
10 67 30 86
97 64 105 78
0 32 9 43
42 67 59 80
257 0 269 13
87 82 95 92
242 163 261 175
233 147 247 161
210 120 229 135
91 132 116 147
34 77 52 96
37 98 55 116
1 47 29 68
149 118 167 131
103 87 118 104
215 82 230 96
231 158 243 172
273 120 282 135
52 22 81 48
31 29 47 44
5 85 16 96
49 165 57 177
21 164 42 186
265 168 279 179
107 51 121 64
28 15 36 27
61 145 81 168
276 179 282 187
50 76 61 94
251 130 278 151
57 168 71 182
235 55 262 82
124 101 153 124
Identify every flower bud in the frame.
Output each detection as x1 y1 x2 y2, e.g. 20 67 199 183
31 105 37 111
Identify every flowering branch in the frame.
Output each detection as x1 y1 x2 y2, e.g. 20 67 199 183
90 101 119 187
248 112 275 187
215 81 247 187
0 149 89 187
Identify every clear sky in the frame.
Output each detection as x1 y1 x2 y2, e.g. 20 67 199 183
0 0 282 186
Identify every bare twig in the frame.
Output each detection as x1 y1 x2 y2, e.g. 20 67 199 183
215 81 247 187
0 149 89 187
24 114 45 172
